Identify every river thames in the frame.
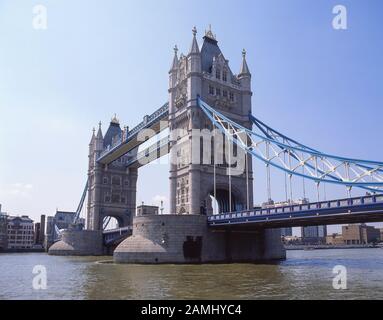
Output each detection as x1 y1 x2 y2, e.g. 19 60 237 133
0 249 382 300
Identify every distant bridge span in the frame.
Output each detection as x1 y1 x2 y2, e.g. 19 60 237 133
208 194 383 230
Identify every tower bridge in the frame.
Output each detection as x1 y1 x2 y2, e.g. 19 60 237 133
49 27 383 263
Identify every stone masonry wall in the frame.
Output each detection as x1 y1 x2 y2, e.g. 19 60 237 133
48 230 103 256
114 215 286 264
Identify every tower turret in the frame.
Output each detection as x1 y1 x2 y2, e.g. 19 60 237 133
237 49 252 115
238 49 251 90
169 45 179 94
95 122 104 152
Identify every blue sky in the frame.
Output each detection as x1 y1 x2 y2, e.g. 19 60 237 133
0 0 382 234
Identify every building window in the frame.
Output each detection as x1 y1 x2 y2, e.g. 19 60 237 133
209 85 215 95
229 92 234 102
223 90 228 98
216 68 221 80
103 177 108 184
112 193 121 203
223 70 228 82
124 179 130 186
112 176 121 186
105 194 111 203
216 88 221 96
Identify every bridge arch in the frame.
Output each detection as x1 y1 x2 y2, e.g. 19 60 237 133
99 209 131 231
102 216 121 231
202 183 246 215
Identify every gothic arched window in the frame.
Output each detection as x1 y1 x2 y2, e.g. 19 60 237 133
216 68 221 80
112 176 121 186
112 193 121 203
223 70 228 82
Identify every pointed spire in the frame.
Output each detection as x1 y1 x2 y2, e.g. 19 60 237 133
189 26 200 54
204 24 217 41
239 49 251 77
111 113 119 125
170 45 179 71
89 127 96 145
96 121 103 139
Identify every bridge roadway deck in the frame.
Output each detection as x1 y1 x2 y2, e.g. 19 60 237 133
208 194 383 230
97 103 169 165
103 227 132 246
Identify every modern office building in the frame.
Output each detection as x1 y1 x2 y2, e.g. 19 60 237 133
301 225 327 245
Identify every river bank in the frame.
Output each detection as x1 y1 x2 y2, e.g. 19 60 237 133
285 244 382 250
0 248 45 254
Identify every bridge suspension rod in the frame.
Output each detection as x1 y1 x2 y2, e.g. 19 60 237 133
197 98 383 193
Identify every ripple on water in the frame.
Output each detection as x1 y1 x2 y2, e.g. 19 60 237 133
0 249 382 299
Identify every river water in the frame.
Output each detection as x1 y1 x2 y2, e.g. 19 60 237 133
0 249 382 300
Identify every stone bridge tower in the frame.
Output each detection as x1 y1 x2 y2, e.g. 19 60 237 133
169 27 254 215
87 117 138 231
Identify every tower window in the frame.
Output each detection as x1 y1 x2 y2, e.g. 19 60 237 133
223 70 228 82
209 85 215 95
112 193 121 203
112 176 121 186
216 68 221 80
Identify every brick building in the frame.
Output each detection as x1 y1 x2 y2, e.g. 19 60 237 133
326 233 344 245
7 216 34 250
342 224 381 245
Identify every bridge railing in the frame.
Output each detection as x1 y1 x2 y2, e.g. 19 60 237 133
103 226 132 235
103 226 133 245
208 194 383 222
127 103 169 139
98 103 169 161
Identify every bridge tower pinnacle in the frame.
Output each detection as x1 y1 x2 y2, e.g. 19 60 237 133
169 26 254 215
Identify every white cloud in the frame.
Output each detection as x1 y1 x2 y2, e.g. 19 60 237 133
8 183 33 198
